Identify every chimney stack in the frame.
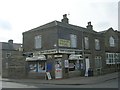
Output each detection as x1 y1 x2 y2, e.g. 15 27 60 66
8 39 13 50
61 14 69 24
86 22 93 30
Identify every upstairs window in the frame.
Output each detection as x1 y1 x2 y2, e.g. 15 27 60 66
84 37 89 49
70 34 77 48
35 35 42 49
109 36 115 47
95 39 100 50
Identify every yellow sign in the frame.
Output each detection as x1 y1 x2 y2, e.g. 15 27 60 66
58 39 70 47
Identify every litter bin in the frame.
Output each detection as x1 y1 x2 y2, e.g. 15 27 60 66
88 68 93 76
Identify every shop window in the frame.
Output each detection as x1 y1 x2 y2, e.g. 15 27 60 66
38 62 46 72
28 61 46 73
29 62 37 72
69 60 80 71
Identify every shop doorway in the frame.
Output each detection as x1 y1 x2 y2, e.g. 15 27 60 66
55 59 62 79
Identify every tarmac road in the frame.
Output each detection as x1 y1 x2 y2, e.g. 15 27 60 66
1 78 118 88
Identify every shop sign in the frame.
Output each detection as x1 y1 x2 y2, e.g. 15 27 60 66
58 39 71 47
55 69 62 79
46 72 52 80
26 55 46 61
69 54 83 60
54 55 62 58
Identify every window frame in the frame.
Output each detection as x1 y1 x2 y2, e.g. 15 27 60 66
95 56 102 68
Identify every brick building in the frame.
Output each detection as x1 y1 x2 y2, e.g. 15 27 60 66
23 14 120 79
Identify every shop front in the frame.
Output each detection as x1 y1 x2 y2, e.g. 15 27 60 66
26 55 47 79
68 54 83 77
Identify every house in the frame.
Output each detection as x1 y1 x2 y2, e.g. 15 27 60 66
0 40 26 78
23 14 120 79
99 28 120 74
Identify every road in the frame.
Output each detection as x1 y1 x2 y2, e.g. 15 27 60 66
1 78 118 88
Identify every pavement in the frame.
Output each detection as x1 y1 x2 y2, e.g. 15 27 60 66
1 72 119 85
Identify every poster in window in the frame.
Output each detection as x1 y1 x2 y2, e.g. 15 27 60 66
29 63 37 72
64 60 69 68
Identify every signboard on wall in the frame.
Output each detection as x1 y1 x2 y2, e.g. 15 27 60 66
58 39 71 47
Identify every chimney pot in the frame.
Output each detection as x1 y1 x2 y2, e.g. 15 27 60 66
8 39 13 44
61 14 69 24
86 21 93 30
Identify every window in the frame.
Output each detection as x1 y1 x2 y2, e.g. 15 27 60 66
35 35 42 49
6 53 11 58
69 60 80 71
84 37 89 49
95 39 100 50
70 34 77 48
106 53 119 64
109 36 115 47
28 61 46 73
95 56 102 68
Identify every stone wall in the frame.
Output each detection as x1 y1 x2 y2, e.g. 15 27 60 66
7 56 27 78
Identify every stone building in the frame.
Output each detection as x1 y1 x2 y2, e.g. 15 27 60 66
23 14 120 79
0 40 26 78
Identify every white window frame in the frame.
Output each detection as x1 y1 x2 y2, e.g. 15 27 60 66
106 53 117 64
35 35 42 49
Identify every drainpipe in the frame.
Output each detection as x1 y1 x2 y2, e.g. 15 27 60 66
82 29 85 76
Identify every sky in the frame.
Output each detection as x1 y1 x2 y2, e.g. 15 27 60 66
0 0 119 43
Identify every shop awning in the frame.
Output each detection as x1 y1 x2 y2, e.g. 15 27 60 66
69 54 83 60
26 55 46 61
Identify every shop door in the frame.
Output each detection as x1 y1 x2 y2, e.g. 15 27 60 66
55 59 62 79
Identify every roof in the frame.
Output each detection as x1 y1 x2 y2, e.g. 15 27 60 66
99 27 115 34
0 42 22 50
23 20 98 34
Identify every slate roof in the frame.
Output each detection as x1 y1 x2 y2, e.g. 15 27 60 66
0 42 22 51
23 20 98 34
